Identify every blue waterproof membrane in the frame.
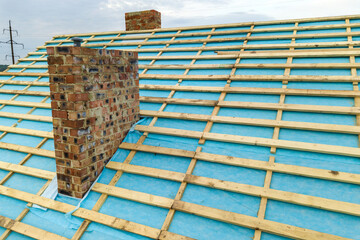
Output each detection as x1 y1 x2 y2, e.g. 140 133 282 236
15 95 46 102
266 200 359 239
38 77 49 82
181 28 212 33
211 33 247 38
131 151 191 173
0 84 26 90
169 211 254 240
140 102 162 111
271 172 360 204
121 33 151 37
352 36 360 41
6 69 22 72
27 86 50 92
24 155 55 172
154 31 178 35
0 93 14 100
53 37 67 40
146 69 185 75
283 110 356 125
33 61 47 65
0 106 32 114
86 40 111 44
138 52 158 56
0 149 27 164
154 59 192 65
168 43 203 48
251 31 293 36
36 49 47 52
183 184 260 216
100 195 168 229
1 133 43 148
141 44 166 49
0 76 11 80
147 37 172 42
225 93 279 103
31 108 52 116
290 69 350 76
138 60 152 65
247 39 291 45
46 43 61 46
236 68 284 75
93 34 118 38
297 28 346 34
254 23 295 29
173 91 220 100
175 36 208 40
140 89 170 98
0 117 18 126
298 20 344 26
140 79 178 85
275 148 360 174
352 27 360 32
12 76 39 81
231 81 283 88
18 61 33 65
296 37 347 43
4 173 46 194
181 80 226 87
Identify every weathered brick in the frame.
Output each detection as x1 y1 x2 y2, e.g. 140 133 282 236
48 46 139 198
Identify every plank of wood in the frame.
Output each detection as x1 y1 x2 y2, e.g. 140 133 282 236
172 201 350 240
134 125 360 157
0 72 48 77
0 142 55 158
0 215 69 240
0 80 49 86
92 183 174 209
141 73 360 82
47 23 360 43
0 100 50 108
0 160 55 180
158 231 196 240
140 84 360 97
185 174 360 216
140 109 360 135
0 111 52 122
120 142 360 184
106 162 186 182
0 125 53 138
0 89 49 96
218 100 360 115
0 185 161 239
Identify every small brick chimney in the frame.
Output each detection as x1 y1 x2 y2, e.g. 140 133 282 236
125 10 161 31
47 46 140 198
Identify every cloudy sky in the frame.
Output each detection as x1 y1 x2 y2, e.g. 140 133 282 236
0 0 359 64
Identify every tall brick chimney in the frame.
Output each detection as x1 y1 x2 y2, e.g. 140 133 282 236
47 46 140 198
125 10 161 31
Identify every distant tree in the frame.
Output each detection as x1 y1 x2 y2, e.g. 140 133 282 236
0 65 8 71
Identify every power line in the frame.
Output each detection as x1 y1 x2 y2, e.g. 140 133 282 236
1 20 24 64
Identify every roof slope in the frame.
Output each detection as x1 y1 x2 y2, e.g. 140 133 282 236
0 14 359 240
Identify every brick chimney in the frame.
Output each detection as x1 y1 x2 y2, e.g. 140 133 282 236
47 46 140 198
125 10 161 31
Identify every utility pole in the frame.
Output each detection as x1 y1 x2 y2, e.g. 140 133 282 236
1 20 24 64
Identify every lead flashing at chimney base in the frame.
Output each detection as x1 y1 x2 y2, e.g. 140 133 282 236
47 46 140 198
125 9 161 31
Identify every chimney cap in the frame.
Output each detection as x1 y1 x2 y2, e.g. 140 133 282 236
71 37 83 47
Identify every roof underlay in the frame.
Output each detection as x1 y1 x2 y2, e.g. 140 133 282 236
0 14 359 240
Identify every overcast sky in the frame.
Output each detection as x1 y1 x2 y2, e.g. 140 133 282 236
0 0 359 64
